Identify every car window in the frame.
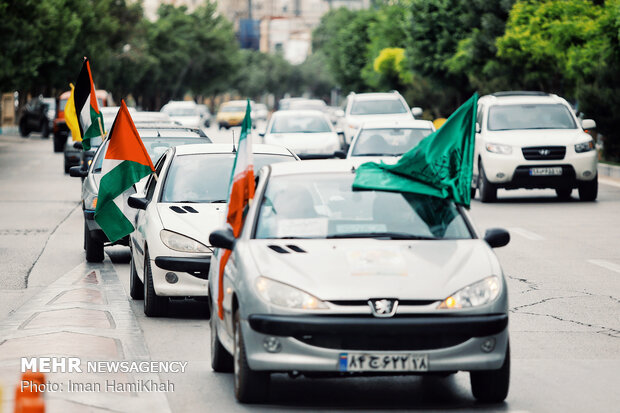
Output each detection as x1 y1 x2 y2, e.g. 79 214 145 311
487 104 577 130
59 98 68 112
351 128 432 156
145 155 167 200
254 173 471 239
160 154 295 203
350 99 408 115
220 105 246 113
269 114 332 133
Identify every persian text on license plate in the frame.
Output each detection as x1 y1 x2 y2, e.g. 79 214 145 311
339 353 429 372
529 167 562 176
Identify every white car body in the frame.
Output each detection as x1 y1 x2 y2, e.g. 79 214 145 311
339 92 415 145
128 144 298 315
347 119 435 159
205 159 511 403
473 92 598 201
161 101 206 129
262 110 341 158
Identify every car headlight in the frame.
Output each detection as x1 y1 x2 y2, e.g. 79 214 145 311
575 140 595 153
160 229 211 253
485 143 512 154
84 193 97 210
438 276 501 309
255 277 328 310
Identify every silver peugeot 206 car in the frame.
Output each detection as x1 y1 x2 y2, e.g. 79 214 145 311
205 159 511 404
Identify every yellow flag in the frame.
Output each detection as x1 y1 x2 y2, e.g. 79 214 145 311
65 83 81 141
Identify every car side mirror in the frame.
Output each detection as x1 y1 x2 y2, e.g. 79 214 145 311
484 228 510 248
334 109 345 118
209 228 236 250
334 150 346 159
127 194 149 210
411 107 423 118
581 119 596 130
69 166 88 178
475 122 481 133
73 141 83 150
258 132 265 137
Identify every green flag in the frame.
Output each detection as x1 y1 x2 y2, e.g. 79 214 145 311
352 93 478 207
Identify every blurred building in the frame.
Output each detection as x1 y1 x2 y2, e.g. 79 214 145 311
142 0 370 63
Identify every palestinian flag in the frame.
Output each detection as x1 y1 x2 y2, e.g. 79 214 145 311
217 99 254 319
74 58 104 150
94 101 154 242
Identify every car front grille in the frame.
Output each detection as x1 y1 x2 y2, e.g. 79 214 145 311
295 332 470 351
522 146 566 160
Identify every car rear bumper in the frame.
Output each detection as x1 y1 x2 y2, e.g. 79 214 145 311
241 314 508 372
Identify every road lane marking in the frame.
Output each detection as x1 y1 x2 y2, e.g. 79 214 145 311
507 227 545 241
599 177 620 188
588 259 620 274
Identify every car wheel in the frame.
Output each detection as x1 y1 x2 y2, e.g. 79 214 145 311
479 164 497 203
143 249 168 317
53 134 64 153
211 305 233 372
64 158 70 174
578 175 598 202
129 253 144 300
234 310 269 403
41 122 50 138
470 342 510 403
218 124 223 130
84 221 104 263
470 186 477 200
555 188 572 200
19 119 29 137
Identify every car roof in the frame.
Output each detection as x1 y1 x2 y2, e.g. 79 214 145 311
349 92 404 101
163 100 196 107
271 109 330 118
268 159 372 177
479 92 567 106
136 126 208 138
360 119 434 129
173 143 295 156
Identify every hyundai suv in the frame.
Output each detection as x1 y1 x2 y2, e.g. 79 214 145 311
473 92 598 202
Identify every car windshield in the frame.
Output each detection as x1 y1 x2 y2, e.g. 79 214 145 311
255 173 471 240
487 104 577 130
270 114 332 133
59 98 68 111
288 101 327 111
161 154 295 203
352 128 433 156
221 105 245 113
92 136 208 172
166 108 198 116
350 99 408 115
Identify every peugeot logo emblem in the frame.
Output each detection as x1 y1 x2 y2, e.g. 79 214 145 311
368 299 399 318
539 149 551 156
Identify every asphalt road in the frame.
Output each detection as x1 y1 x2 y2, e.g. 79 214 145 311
1 128 619 412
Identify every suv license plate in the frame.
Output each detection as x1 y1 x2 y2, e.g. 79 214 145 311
530 167 562 176
339 353 429 372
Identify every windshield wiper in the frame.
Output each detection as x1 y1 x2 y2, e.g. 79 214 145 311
209 200 228 203
327 232 440 240
356 153 394 157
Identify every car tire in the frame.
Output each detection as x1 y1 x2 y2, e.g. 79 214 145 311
129 253 144 300
19 120 29 137
470 342 510 403
234 310 269 403
555 188 572 200
53 134 64 153
218 124 223 130
64 159 70 174
41 122 50 138
578 175 598 202
470 186 477 200
479 164 497 203
143 249 168 317
84 221 104 263
211 304 233 372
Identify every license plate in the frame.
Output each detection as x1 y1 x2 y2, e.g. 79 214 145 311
339 353 429 372
529 167 562 176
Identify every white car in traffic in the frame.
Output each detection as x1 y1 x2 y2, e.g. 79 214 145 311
347 119 435 159
161 100 209 129
261 110 342 159
473 92 598 202
127 143 298 316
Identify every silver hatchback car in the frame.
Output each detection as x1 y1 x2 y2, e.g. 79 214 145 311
205 160 510 404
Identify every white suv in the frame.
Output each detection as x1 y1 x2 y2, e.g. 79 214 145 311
338 91 422 146
473 92 598 202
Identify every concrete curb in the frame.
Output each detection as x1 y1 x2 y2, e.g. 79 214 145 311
598 163 620 179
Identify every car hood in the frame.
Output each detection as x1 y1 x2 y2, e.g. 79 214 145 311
482 129 591 146
264 132 340 154
156 203 226 246
248 239 499 301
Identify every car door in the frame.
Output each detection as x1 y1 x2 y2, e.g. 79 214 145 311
473 103 485 180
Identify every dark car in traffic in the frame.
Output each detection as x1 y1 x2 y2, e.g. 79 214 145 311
18 97 55 138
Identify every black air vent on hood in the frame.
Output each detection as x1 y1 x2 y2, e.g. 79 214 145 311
169 206 187 214
286 245 307 253
268 245 290 254
183 206 198 213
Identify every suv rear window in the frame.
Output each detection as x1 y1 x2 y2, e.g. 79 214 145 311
487 104 576 131
350 99 408 115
